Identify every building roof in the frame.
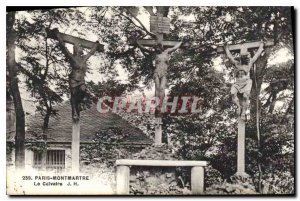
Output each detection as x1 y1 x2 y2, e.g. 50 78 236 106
24 102 153 145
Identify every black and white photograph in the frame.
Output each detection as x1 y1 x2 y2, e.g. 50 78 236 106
6 5 295 195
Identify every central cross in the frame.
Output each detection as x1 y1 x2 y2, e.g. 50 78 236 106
132 7 187 145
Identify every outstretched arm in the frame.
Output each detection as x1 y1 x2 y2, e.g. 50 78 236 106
136 40 152 53
54 30 76 62
250 42 264 66
225 45 238 65
83 42 100 62
166 41 182 54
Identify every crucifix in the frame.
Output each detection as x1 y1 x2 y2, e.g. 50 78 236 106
47 28 104 172
217 39 274 175
131 7 186 145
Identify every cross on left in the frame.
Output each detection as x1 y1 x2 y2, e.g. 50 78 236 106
47 28 104 172
47 28 104 120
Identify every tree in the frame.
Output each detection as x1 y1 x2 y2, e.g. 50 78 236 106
7 11 26 169
15 7 97 132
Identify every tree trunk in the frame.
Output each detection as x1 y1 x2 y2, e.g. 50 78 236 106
42 109 51 133
7 11 26 169
250 47 272 193
250 48 271 121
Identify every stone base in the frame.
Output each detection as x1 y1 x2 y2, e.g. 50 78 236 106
234 171 250 178
230 172 255 189
154 143 165 147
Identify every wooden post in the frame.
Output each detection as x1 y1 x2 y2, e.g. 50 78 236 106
237 117 245 174
116 165 130 195
191 166 204 194
133 7 174 146
72 119 80 172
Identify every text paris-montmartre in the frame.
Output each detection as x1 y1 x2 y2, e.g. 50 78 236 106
34 176 90 180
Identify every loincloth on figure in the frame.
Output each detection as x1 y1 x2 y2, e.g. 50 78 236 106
69 68 86 88
153 65 168 79
69 69 87 105
231 78 252 95
154 53 169 79
70 79 85 89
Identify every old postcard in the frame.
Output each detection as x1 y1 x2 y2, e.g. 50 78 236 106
6 6 295 195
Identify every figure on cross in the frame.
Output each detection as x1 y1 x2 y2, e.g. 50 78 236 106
128 6 183 144
52 28 100 120
225 41 264 120
136 39 182 114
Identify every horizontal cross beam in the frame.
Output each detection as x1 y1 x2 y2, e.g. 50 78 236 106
133 39 189 48
216 40 274 53
46 28 104 52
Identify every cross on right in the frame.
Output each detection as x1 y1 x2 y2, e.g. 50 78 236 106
217 39 274 175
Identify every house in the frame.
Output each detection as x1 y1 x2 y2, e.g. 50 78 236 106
6 101 153 172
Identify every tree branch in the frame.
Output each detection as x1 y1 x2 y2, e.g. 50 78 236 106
115 8 156 38
143 6 155 16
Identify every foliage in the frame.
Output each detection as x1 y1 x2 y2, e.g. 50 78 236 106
80 127 130 166
206 174 257 195
130 169 192 195
25 140 47 153
6 141 14 156
117 112 156 140
254 171 294 194
86 79 128 106
205 165 224 187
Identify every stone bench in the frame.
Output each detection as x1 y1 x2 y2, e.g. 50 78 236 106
116 159 208 195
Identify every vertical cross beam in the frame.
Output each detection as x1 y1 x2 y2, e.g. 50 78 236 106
134 7 184 145
237 117 245 174
152 6 170 145
72 120 80 172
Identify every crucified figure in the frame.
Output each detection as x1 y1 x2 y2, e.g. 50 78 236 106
54 29 100 120
225 42 264 120
136 40 182 115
